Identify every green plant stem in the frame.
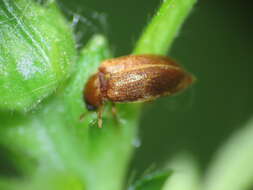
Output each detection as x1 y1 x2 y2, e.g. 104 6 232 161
134 0 197 55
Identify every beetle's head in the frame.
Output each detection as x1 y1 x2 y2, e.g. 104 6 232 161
84 74 103 111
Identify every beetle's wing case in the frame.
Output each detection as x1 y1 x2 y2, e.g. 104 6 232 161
98 55 193 103
99 55 179 74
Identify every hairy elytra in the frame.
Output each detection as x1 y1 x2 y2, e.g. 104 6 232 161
83 54 195 128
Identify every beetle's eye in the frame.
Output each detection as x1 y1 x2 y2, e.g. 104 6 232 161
85 101 98 111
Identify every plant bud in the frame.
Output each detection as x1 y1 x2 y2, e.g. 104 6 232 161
0 0 77 111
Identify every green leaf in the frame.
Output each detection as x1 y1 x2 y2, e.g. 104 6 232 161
0 0 76 111
130 170 172 190
134 0 197 55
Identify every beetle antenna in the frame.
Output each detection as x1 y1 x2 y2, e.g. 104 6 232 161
79 112 87 121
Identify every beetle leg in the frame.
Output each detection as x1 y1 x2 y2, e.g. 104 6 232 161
111 103 117 116
111 103 120 125
97 105 103 128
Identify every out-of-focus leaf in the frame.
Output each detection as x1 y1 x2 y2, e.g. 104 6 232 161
204 117 253 190
163 153 201 190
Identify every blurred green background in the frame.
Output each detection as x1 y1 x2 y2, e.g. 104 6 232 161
60 0 253 175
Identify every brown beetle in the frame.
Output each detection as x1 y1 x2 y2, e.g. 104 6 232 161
83 54 195 128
